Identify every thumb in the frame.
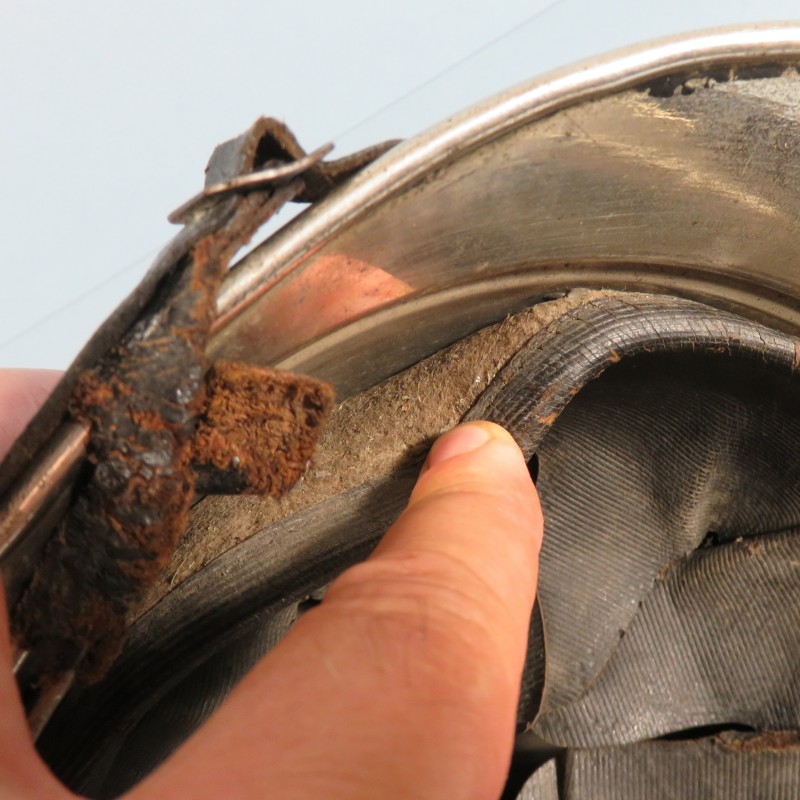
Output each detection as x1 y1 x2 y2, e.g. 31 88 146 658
134 421 542 800
0 369 76 799
0 369 62 459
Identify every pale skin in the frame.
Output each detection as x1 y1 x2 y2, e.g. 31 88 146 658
0 370 543 800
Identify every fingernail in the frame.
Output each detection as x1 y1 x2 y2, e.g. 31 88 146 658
425 422 508 470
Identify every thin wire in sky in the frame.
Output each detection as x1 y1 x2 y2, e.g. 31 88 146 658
3 0 570 351
332 0 569 141
0 250 156 351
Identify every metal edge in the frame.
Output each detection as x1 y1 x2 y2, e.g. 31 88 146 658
215 22 800 327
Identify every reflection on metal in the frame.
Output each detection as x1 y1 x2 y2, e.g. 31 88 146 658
27 669 76 741
12 647 28 675
213 23 800 378
0 422 88 561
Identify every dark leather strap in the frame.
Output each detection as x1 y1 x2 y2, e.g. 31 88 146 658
2 119 396 690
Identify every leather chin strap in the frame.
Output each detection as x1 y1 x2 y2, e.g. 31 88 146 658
2 119 397 700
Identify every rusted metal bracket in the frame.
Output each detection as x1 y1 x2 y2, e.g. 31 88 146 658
0 117 395 734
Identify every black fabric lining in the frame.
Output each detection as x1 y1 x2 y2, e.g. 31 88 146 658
475 297 800 796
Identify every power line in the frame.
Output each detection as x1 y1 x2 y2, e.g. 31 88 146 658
5 0 568 350
331 0 568 141
0 249 156 351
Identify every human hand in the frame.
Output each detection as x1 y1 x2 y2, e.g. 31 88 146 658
0 369 542 800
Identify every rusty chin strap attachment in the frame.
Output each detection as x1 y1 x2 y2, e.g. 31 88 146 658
171 117 399 224
5 118 397 716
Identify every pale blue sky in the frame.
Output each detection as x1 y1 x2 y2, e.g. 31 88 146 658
2 1 799 368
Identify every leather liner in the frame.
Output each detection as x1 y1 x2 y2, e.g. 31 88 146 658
34 294 800 798
2 118 396 691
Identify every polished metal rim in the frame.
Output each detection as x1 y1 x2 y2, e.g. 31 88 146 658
213 21 800 398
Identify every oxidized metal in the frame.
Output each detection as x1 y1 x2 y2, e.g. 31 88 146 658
0 116 385 725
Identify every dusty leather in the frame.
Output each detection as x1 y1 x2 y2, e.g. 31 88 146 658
1 119 395 686
33 293 800 800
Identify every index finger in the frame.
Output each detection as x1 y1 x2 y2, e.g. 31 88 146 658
0 369 62 459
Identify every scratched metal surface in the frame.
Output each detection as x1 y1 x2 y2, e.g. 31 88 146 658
211 27 800 398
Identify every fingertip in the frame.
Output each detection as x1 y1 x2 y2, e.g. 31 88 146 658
413 422 540 533
423 421 518 471
380 419 543 618
140 422 542 800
